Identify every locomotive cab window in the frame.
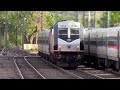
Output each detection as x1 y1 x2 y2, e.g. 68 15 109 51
59 28 68 35
59 28 68 41
70 28 79 41
70 28 79 34
108 41 117 46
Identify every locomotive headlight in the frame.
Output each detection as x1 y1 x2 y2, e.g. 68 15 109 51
58 45 61 51
77 45 80 48
59 45 61 48
76 45 80 51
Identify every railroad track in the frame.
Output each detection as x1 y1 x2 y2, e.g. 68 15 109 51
13 56 46 79
19 55 120 79
26 56 84 79
76 65 120 79
41 58 84 79
41 58 120 79
13 54 120 79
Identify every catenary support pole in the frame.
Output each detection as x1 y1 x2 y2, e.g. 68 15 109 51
75 11 79 22
107 11 110 28
4 11 8 55
22 11 25 51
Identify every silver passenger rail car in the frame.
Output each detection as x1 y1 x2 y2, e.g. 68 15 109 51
84 27 120 71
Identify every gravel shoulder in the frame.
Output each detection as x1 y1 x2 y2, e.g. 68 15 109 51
0 59 19 79
27 57 77 79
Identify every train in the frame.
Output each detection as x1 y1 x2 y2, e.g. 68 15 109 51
83 27 120 71
38 20 84 69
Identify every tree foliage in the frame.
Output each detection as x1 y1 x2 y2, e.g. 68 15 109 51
43 11 56 28
101 11 120 27
0 11 80 49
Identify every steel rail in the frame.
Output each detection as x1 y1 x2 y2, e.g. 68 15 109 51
24 56 46 79
13 56 24 79
41 58 84 79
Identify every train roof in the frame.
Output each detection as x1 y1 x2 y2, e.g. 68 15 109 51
38 29 50 34
88 28 104 31
41 29 50 31
52 20 80 28
58 20 80 24
86 26 120 33
84 27 120 37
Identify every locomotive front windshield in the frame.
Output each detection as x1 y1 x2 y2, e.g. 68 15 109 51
59 28 68 41
59 29 68 35
70 28 79 40
58 28 79 42
71 28 79 34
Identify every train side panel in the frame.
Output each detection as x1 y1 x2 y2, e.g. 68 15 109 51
84 27 120 70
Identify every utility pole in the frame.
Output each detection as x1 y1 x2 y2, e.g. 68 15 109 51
83 11 85 27
107 11 110 28
75 11 79 22
16 11 18 47
40 11 43 55
88 11 91 29
100 11 103 28
0 25 1 50
36 26 38 44
22 11 25 51
41 11 43 31
93 11 96 28
4 11 8 55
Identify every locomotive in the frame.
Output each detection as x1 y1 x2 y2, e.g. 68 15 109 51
38 20 84 69
83 27 120 71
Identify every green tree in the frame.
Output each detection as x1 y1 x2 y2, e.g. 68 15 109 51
0 11 85 49
101 11 120 27
43 11 56 28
